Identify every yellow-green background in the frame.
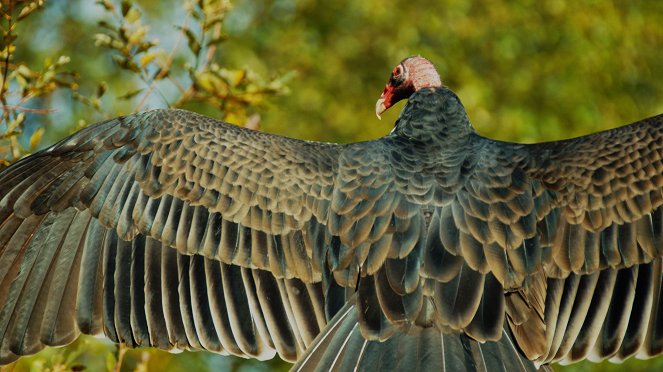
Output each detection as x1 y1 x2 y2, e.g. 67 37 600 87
5 0 663 371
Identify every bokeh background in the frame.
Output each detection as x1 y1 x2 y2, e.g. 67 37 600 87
3 0 663 371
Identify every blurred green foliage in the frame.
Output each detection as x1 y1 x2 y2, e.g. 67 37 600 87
0 0 291 168
2 0 663 371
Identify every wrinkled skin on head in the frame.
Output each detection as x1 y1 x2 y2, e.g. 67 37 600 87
375 56 442 119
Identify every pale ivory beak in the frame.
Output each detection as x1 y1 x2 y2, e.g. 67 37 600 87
375 98 386 120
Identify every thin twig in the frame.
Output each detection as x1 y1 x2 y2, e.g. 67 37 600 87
167 72 188 95
172 85 195 108
1 2 15 122
114 344 127 372
2 104 55 114
204 20 222 65
134 13 191 111
0 60 17 69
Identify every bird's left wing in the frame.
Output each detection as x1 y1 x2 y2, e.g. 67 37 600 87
431 113 663 363
528 114 663 275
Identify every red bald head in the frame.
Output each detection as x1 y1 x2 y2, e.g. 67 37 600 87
375 56 442 119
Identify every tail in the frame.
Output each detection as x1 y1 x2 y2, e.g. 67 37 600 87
293 298 550 372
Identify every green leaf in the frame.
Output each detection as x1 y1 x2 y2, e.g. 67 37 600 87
202 18 224 32
56 55 71 66
93 33 113 47
29 128 44 150
95 0 115 12
178 26 201 55
205 34 228 46
125 7 142 24
112 55 140 73
118 88 145 100
7 113 25 132
16 64 34 78
96 81 107 98
121 0 132 17
17 1 46 21
106 351 117 372
97 20 116 31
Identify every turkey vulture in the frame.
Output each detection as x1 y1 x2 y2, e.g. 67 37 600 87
1 56 663 371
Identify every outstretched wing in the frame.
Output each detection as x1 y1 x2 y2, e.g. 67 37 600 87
429 112 663 362
447 113 663 281
0 109 348 363
530 114 663 274
0 109 343 278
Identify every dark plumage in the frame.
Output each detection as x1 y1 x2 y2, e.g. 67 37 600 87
1 56 663 370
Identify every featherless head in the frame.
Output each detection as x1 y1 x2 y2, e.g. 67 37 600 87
375 56 442 119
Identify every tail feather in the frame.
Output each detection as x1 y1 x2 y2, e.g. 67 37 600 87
293 297 549 371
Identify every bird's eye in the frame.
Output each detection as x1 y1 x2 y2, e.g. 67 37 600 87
393 66 402 77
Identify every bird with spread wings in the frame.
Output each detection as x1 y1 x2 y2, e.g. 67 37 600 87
1 56 663 371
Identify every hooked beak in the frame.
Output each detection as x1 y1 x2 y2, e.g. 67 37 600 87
375 98 386 120
375 84 394 120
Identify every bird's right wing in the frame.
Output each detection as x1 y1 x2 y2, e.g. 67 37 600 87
0 109 345 280
0 109 352 363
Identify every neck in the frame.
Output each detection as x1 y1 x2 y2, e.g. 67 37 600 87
394 86 473 147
